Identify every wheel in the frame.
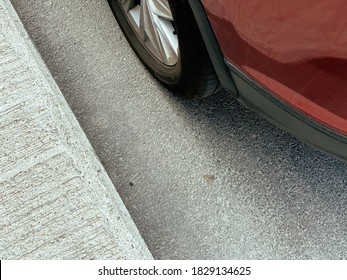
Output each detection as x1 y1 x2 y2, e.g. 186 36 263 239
107 0 221 99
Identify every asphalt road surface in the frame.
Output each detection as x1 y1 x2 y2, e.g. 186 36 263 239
11 0 347 259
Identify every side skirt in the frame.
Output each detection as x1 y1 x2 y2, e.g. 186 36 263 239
226 60 347 161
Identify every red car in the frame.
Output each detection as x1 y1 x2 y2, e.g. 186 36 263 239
108 0 347 160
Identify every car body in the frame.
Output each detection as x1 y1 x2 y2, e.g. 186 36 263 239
108 0 347 160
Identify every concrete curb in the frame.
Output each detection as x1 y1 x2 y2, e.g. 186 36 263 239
0 0 152 259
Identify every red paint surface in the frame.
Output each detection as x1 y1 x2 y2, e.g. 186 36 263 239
202 0 347 135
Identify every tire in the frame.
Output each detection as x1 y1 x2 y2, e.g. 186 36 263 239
107 0 221 100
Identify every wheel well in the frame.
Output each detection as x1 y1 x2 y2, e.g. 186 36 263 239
185 0 238 96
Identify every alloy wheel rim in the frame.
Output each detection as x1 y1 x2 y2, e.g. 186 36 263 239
120 0 179 66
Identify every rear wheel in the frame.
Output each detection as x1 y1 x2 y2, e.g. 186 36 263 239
108 0 221 99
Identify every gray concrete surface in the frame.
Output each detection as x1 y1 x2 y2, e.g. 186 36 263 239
0 0 152 259
10 0 347 259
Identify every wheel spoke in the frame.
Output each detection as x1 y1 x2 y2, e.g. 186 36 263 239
151 0 173 20
145 1 171 63
121 0 135 12
140 1 155 44
153 16 178 63
121 0 178 66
